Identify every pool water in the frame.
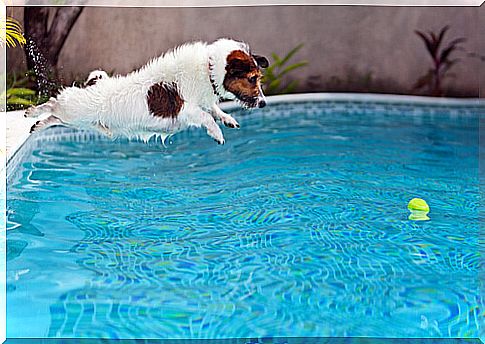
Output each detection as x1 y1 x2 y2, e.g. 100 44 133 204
7 101 482 339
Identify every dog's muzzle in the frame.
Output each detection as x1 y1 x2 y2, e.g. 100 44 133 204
238 92 267 109
257 85 267 108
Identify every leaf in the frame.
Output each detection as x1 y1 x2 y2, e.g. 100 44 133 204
7 96 35 106
264 66 276 80
279 43 304 67
3 17 26 48
266 79 282 94
439 37 466 63
429 31 438 46
278 61 308 78
268 78 282 89
271 53 281 66
440 58 460 75
436 25 449 49
7 88 36 96
439 45 457 64
447 37 466 47
415 30 435 58
281 80 299 94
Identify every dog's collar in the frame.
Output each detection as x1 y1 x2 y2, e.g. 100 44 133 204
208 61 224 101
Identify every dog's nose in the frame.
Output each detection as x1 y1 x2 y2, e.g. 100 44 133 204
258 100 266 108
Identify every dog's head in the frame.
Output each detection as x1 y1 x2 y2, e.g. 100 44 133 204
223 50 269 108
210 39 269 108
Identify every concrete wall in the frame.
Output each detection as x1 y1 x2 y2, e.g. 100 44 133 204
7 5 483 97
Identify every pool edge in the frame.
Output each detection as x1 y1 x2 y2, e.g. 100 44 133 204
6 92 484 182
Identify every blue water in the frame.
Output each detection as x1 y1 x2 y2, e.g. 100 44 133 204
7 102 482 339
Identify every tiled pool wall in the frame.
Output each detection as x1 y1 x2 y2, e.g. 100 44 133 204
7 96 485 186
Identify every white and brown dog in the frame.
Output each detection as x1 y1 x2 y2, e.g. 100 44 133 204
26 38 269 145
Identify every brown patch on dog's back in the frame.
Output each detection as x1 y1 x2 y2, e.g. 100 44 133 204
147 82 184 118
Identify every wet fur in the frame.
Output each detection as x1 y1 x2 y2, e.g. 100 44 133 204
26 39 268 145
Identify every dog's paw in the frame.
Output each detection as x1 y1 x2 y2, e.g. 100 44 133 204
207 124 225 145
29 121 41 133
96 123 113 138
24 106 37 118
221 115 240 129
211 131 225 145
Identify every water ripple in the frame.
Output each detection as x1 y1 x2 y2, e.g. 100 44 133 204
7 105 480 339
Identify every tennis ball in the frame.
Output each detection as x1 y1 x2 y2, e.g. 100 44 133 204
408 198 430 221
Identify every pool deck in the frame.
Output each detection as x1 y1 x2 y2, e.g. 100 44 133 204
6 110 39 162
5 93 483 164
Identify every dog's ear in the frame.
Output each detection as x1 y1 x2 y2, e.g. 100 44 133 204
252 55 269 68
226 58 251 76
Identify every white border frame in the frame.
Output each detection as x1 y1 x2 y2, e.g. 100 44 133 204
3 2 483 343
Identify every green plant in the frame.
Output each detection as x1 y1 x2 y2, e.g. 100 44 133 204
1 17 26 48
5 71 48 111
263 44 308 95
414 25 466 97
1 17 41 111
7 87 36 107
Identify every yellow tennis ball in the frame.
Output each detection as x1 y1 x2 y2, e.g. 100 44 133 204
408 198 430 212
408 198 430 221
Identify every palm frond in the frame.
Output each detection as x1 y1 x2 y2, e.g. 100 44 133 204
439 38 466 64
1 17 26 48
437 25 450 47
415 30 435 58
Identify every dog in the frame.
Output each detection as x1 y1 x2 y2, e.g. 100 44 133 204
84 70 109 87
26 38 269 145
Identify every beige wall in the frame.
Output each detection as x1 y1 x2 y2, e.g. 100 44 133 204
7 5 482 97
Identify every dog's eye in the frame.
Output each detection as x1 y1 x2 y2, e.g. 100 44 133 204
248 76 257 84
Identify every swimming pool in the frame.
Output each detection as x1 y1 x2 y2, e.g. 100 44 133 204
6 94 484 340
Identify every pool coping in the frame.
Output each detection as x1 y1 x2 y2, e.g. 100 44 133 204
220 92 484 111
5 92 484 167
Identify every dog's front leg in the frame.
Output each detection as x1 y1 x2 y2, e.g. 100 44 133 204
200 111 225 145
211 104 240 129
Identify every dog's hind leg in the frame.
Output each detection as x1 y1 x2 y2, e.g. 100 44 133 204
24 97 58 118
30 115 64 134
